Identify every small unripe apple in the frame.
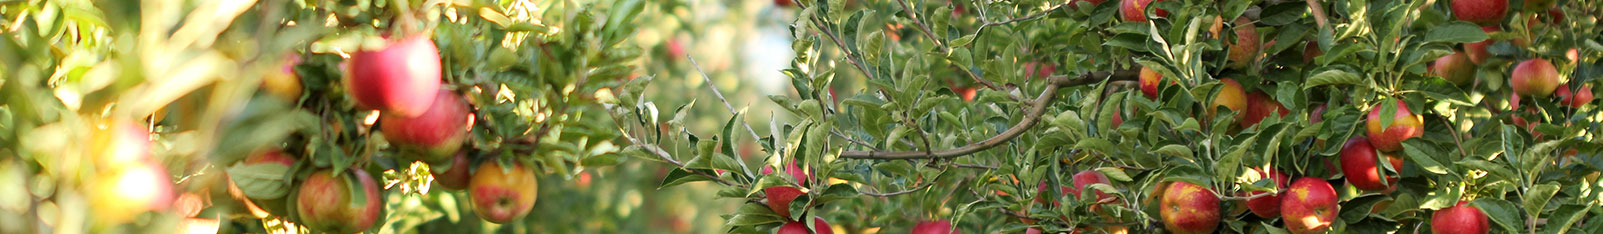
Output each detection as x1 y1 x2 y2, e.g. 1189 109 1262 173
776 217 833 234
911 220 958 234
1341 137 1404 191
1211 78 1249 122
1366 99 1423 152
345 35 443 117
431 152 473 190
381 89 470 162
1119 0 1167 22
1281 177 1338 234
296 169 383 233
1227 17 1260 69
1511 58 1562 98
470 162 538 223
1245 168 1288 218
1464 26 1499 64
1160 181 1220 234
90 163 175 224
1432 201 1490 234
1451 0 1508 25
1431 51 1477 86
1139 66 1163 99
1242 91 1290 129
1556 84 1595 108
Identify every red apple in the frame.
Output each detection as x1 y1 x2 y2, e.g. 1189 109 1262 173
1548 7 1565 24
1309 103 1328 123
774 0 795 7
1556 84 1595 108
1366 99 1423 152
1160 181 1220 234
431 152 473 190
777 217 833 234
1024 62 1058 79
1303 41 1324 64
1069 170 1115 202
296 169 382 233
766 186 806 219
1511 58 1561 98
1119 0 1167 22
1432 201 1490 234
345 35 443 117
1281 177 1338 234
1464 26 1499 64
382 89 470 162
1242 91 1290 129
470 162 538 223
1140 66 1163 99
1211 78 1249 122
952 86 978 102
911 220 958 234
1246 168 1289 218
1227 17 1261 69
1451 0 1508 25
1341 137 1404 191
1431 51 1477 86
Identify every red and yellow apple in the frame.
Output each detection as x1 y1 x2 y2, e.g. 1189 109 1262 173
1119 0 1167 22
1139 66 1164 100
1451 0 1508 25
1227 17 1260 69
1281 177 1338 234
296 169 383 233
1464 26 1499 64
1511 58 1561 98
470 162 538 223
1245 168 1289 218
1160 181 1219 234
766 186 806 219
1070 170 1115 201
1211 78 1249 122
777 217 833 234
1366 99 1423 152
1242 91 1290 129
1432 201 1490 234
1556 84 1595 108
1431 51 1477 86
262 56 303 102
381 89 470 162
1341 137 1404 191
345 35 443 117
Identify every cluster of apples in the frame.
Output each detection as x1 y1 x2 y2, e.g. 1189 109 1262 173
1436 0 1591 113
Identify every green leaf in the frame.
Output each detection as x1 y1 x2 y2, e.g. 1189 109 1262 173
1073 138 1116 154
1521 183 1559 217
1471 198 1523 234
1095 167 1134 182
725 214 784 226
1541 204 1593 234
874 161 914 178
660 169 711 189
579 153 624 167
1151 144 1194 159
1456 160 1516 181
226 163 292 199
1423 22 1490 43
1304 69 1362 89
1399 140 1451 174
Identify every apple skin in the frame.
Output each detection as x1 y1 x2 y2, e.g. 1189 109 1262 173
1511 58 1562 98
295 169 383 233
765 186 806 219
1556 84 1595 108
469 162 538 224
1303 41 1324 64
1245 168 1289 218
1341 137 1404 191
1139 66 1163 99
1069 170 1116 201
1160 181 1220 234
1241 91 1290 129
262 57 303 102
776 217 833 234
951 85 978 102
1211 78 1249 122
93 120 153 167
345 35 443 118
381 89 470 162
1451 0 1508 26
1366 99 1424 152
1432 201 1490 234
911 220 959 234
1227 17 1260 69
430 152 473 190
1281 177 1338 234
1119 0 1167 22
1464 26 1499 64
90 163 176 224
1431 51 1477 86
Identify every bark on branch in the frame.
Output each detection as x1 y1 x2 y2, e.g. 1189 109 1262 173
839 69 1139 160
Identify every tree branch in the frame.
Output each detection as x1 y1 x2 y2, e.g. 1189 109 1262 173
688 55 760 177
840 69 1138 159
1305 0 1330 30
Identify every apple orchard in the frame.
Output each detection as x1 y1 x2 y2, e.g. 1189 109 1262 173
2 0 1603 233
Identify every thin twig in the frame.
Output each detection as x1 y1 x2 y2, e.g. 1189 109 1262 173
860 182 934 197
832 130 884 151
840 69 1139 159
954 163 999 170
688 55 759 177
621 133 738 186
1218 190 1278 201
